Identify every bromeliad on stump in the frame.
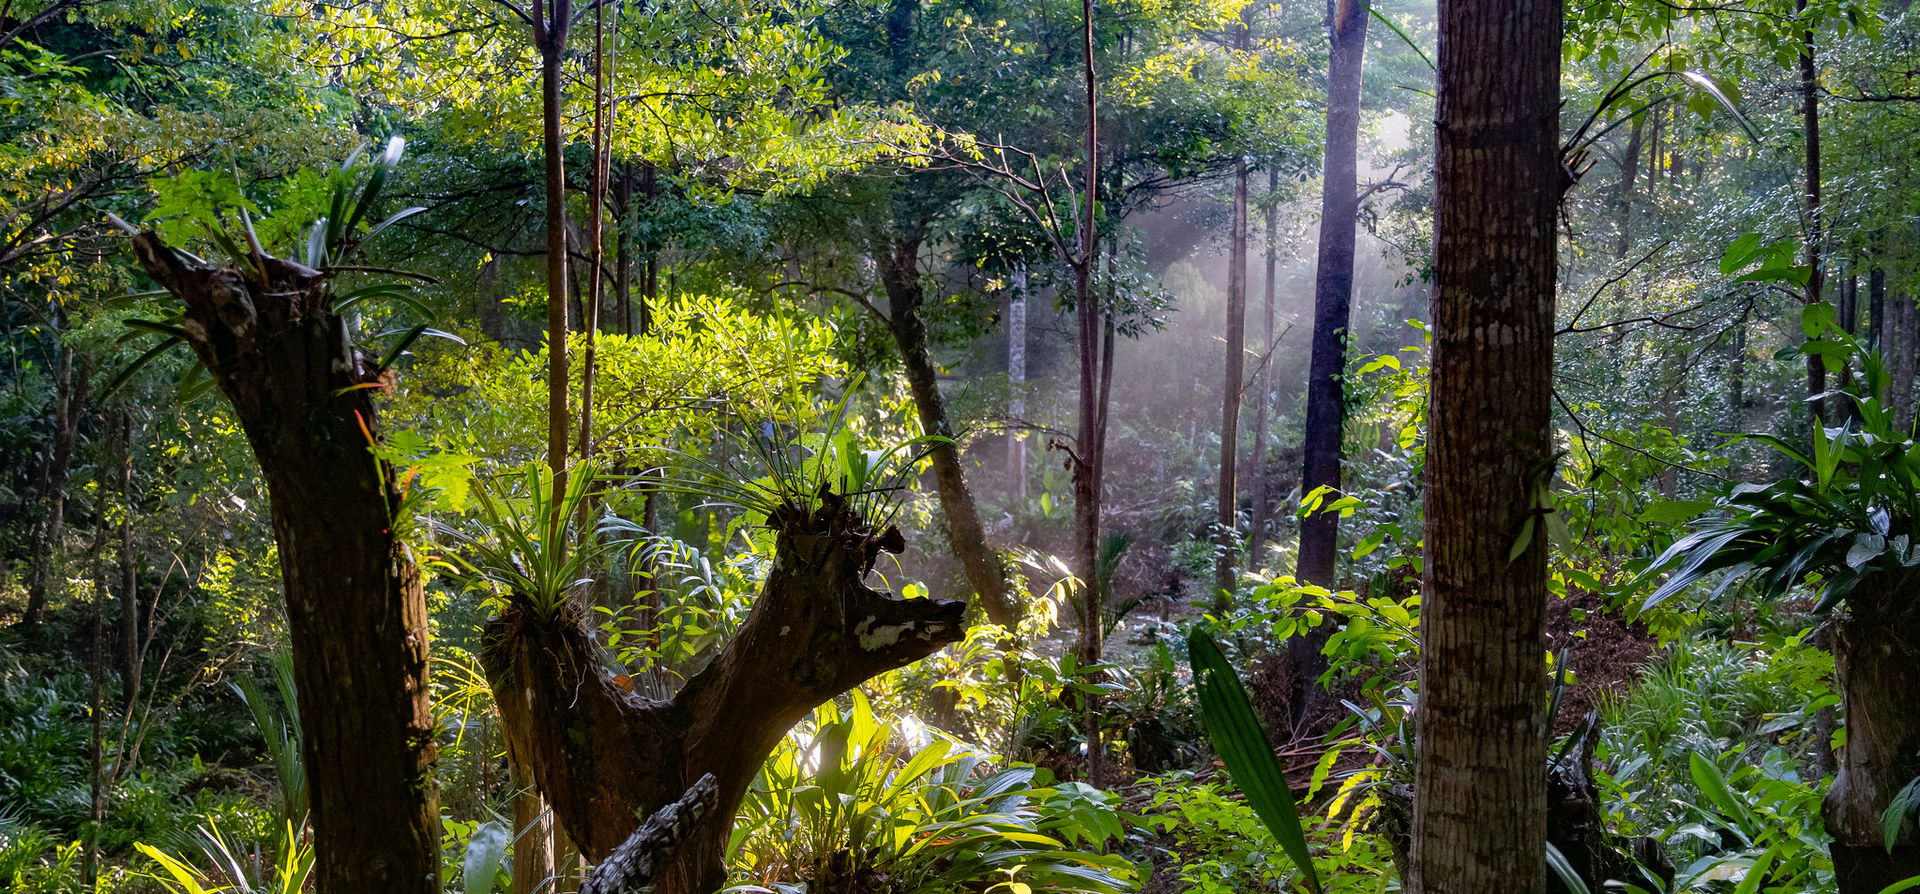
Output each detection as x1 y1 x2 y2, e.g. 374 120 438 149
483 486 966 894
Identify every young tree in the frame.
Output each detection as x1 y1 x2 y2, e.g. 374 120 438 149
1247 169 1280 565
1213 159 1248 604
1410 0 1562 889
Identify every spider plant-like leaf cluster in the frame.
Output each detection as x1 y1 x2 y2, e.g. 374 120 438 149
731 691 1134 893
230 648 307 829
1564 47 1764 161
1638 308 1920 614
439 461 642 619
135 820 314 894
656 379 949 533
105 137 454 399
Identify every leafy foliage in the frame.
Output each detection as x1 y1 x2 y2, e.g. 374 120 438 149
1639 314 1920 612
731 692 1135 894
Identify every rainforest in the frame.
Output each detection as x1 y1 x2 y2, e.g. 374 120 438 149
2 0 1918 890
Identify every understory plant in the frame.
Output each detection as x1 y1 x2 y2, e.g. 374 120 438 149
729 691 1136 894
135 821 314 894
1637 313 1920 891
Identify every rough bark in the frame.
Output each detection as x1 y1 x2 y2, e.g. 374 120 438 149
1213 161 1249 605
1824 579 1920 894
484 492 965 894
128 232 439 894
1410 0 1561 886
876 237 1018 627
1297 0 1369 589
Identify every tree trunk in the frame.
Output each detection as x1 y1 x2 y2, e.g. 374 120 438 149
1298 0 1369 589
1008 265 1028 502
484 494 965 894
1213 161 1249 605
1824 580 1920 894
1068 0 1109 786
876 237 1018 627
615 163 632 338
23 336 78 630
116 406 141 709
512 18 574 883
129 233 439 894
1798 0 1827 426
1869 265 1886 351
1615 115 1642 267
641 162 659 337
1248 169 1279 566
511 773 555 894
1071 0 1102 652
1410 0 1560 885
1892 291 1916 433
535 0 572 485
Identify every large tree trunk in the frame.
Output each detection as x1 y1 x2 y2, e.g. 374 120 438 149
1824 580 1920 894
1213 161 1249 605
1297 0 1369 589
1410 0 1561 885
484 493 965 894
129 233 439 894
876 237 1018 627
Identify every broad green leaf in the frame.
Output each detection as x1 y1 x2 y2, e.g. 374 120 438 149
462 821 509 894
1188 628 1323 894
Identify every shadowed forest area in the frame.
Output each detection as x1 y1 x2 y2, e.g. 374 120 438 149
4 0 1920 890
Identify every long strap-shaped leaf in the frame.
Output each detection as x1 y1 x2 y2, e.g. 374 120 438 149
1188 628 1324 893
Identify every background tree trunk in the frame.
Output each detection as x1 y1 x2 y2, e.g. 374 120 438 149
1213 161 1249 604
1798 0 1828 425
1008 265 1028 502
1410 0 1561 885
1297 0 1368 589
511 757 555 894
1248 169 1279 566
116 406 140 709
877 237 1018 626
23 336 79 630
1891 291 1916 432
536 0 572 485
129 233 440 894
